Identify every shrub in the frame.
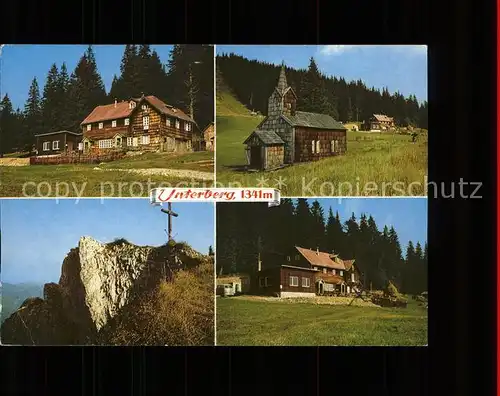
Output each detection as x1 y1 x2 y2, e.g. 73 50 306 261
108 237 130 246
109 260 214 346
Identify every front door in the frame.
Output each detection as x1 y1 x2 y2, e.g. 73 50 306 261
250 146 262 169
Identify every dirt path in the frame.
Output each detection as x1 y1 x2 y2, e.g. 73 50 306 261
98 167 214 181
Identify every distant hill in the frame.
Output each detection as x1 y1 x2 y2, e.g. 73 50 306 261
216 66 254 117
1 282 43 323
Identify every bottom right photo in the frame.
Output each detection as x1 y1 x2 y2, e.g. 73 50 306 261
215 197 427 346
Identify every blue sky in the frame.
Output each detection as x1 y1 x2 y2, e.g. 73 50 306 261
297 198 427 251
0 199 214 284
0 45 173 110
216 45 428 103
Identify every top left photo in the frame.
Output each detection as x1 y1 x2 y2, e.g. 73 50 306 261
0 44 215 198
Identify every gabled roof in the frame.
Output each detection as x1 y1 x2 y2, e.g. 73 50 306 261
81 101 133 125
295 246 355 271
372 114 394 122
81 95 195 125
282 111 346 130
243 130 285 145
35 130 82 137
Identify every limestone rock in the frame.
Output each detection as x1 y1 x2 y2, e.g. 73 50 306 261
1 237 208 345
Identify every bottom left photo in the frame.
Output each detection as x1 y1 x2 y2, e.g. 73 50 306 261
0 198 215 346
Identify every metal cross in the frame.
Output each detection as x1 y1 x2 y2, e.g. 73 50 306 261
160 202 178 242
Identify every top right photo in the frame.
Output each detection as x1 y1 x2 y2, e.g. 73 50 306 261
215 45 428 197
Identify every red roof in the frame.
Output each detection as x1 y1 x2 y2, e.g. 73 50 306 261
81 96 194 125
295 246 354 271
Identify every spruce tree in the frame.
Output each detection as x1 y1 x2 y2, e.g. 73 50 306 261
310 200 326 250
41 63 61 133
23 77 43 148
0 94 14 154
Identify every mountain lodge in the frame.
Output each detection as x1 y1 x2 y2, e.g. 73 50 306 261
217 246 360 298
243 64 347 171
81 95 196 153
363 114 395 131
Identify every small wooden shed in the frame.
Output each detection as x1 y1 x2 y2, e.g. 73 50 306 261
243 130 285 170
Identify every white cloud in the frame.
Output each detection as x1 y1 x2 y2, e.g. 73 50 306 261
318 45 355 56
318 44 427 57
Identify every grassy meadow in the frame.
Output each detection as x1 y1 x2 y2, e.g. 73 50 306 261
216 295 428 346
215 94 428 196
0 151 214 197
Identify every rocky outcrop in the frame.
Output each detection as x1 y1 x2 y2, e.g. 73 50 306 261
1 237 209 345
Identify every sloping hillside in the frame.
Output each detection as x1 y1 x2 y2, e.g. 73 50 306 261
216 68 252 117
1 283 43 323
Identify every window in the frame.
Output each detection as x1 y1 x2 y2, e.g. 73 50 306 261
323 268 327 274
127 137 133 146
175 120 180 129
302 277 310 288
86 124 91 131
332 269 336 275
98 122 103 129
143 116 149 130
184 122 191 131
112 120 117 127
340 270 343 276
311 140 315 153
129 101 136 109
43 142 50 151
78 143 83 151
166 118 171 127
141 135 150 145
259 277 265 287
264 277 271 286
98 139 113 149
289 276 299 287
316 140 320 153
313 266 318 270
115 137 122 147
351 273 355 282
295 255 300 261
52 140 60 150
142 104 149 112
331 140 335 152
132 137 138 147
287 256 291 261
125 118 130 126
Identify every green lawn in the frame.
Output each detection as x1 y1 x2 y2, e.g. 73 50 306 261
216 296 427 346
0 151 214 197
215 115 428 196
101 151 213 171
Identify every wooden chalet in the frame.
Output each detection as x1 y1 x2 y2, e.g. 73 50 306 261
202 122 215 151
254 246 360 298
34 131 83 156
244 63 346 170
80 95 196 153
363 114 395 131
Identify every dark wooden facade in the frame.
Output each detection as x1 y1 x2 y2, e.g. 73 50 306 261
294 127 347 162
35 131 82 156
254 265 318 297
203 123 215 151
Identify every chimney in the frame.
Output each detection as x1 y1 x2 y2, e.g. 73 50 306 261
316 247 319 255
257 252 261 272
114 98 117 108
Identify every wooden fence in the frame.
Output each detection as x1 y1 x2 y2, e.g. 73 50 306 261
30 151 126 165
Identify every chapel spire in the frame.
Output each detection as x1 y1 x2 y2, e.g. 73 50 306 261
276 62 288 94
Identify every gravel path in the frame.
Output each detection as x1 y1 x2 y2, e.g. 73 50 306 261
97 167 214 181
